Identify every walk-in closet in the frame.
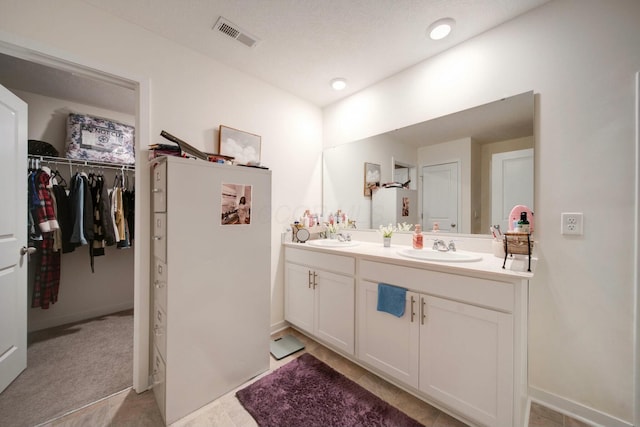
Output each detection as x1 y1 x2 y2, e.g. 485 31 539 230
0 51 138 426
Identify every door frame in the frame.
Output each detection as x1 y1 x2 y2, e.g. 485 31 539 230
0 37 151 392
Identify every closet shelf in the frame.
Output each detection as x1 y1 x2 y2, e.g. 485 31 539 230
28 155 135 172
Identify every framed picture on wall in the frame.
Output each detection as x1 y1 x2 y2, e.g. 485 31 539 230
218 125 261 165
364 162 381 197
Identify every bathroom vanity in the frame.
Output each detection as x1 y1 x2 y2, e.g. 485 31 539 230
283 239 532 427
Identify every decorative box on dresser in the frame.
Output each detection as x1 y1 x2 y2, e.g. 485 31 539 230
151 155 271 425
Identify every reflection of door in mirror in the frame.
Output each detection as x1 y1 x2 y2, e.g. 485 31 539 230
491 148 534 232
422 162 459 233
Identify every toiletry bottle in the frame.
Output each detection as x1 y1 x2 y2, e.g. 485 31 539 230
432 222 439 232
413 224 423 249
518 212 530 233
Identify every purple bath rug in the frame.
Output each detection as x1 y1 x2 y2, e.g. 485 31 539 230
236 352 424 427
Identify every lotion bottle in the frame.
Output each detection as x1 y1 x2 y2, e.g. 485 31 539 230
517 212 530 233
413 224 423 249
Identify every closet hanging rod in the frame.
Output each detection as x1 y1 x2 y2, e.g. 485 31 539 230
27 155 135 171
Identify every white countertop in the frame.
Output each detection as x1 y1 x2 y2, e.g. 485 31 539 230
284 240 535 280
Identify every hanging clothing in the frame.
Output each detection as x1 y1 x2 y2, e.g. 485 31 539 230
51 183 75 254
28 169 61 309
69 173 94 246
96 175 117 247
122 187 135 242
30 233 61 309
34 170 59 233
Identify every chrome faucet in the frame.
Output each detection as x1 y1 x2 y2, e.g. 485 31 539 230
432 239 448 251
432 239 456 252
337 232 351 242
448 240 456 252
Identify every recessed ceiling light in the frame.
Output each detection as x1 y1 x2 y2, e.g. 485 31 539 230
331 78 347 91
428 18 455 40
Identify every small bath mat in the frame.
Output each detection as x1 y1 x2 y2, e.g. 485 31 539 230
270 335 305 360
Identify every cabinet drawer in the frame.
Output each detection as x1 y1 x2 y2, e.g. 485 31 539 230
285 247 355 276
153 258 167 312
153 213 167 263
152 161 167 213
153 303 167 360
152 344 166 420
360 260 514 312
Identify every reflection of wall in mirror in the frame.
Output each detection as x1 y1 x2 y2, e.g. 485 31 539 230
323 135 415 229
372 188 417 230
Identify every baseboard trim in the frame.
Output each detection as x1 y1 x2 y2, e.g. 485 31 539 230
270 320 288 335
528 386 633 427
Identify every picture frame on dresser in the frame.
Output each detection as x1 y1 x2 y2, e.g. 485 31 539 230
218 125 261 165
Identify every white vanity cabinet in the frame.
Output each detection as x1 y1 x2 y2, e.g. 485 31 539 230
358 259 520 427
284 247 355 355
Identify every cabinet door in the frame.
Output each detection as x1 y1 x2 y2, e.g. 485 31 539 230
315 270 354 355
284 263 314 333
419 295 513 427
357 280 419 388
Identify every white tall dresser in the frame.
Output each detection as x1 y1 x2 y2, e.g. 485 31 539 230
150 155 271 425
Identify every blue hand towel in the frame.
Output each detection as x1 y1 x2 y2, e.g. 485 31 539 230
377 283 407 317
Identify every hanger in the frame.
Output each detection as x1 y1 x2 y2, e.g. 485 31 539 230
52 170 67 187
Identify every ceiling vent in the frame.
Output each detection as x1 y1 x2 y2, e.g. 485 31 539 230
213 17 260 48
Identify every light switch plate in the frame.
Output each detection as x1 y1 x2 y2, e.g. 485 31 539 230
561 212 583 235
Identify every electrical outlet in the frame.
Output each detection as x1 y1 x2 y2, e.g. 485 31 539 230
561 212 583 235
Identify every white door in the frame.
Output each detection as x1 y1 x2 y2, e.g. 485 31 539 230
422 162 459 232
0 85 28 393
491 149 534 231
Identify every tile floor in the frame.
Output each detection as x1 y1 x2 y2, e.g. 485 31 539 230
38 328 591 427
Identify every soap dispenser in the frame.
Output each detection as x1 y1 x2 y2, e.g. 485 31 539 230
517 212 530 233
413 224 423 249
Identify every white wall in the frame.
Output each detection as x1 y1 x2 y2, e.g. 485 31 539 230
10 89 136 331
0 0 322 341
325 1 640 425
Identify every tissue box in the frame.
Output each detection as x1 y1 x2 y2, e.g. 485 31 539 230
65 113 135 164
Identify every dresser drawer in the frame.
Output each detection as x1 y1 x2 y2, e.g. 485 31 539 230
152 161 167 213
153 258 167 312
152 344 166 420
153 213 167 262
153 303 167 360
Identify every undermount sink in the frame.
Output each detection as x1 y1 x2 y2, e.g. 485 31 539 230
307 239 359 248
397 248 482 263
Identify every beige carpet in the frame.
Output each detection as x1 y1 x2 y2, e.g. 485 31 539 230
0 310 133 427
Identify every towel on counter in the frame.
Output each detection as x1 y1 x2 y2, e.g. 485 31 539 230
377 283 407 317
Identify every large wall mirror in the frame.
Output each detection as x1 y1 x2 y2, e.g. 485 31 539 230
323 91 534 235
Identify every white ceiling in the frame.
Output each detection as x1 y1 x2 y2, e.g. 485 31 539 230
0 1 545 144
77 0 549 107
